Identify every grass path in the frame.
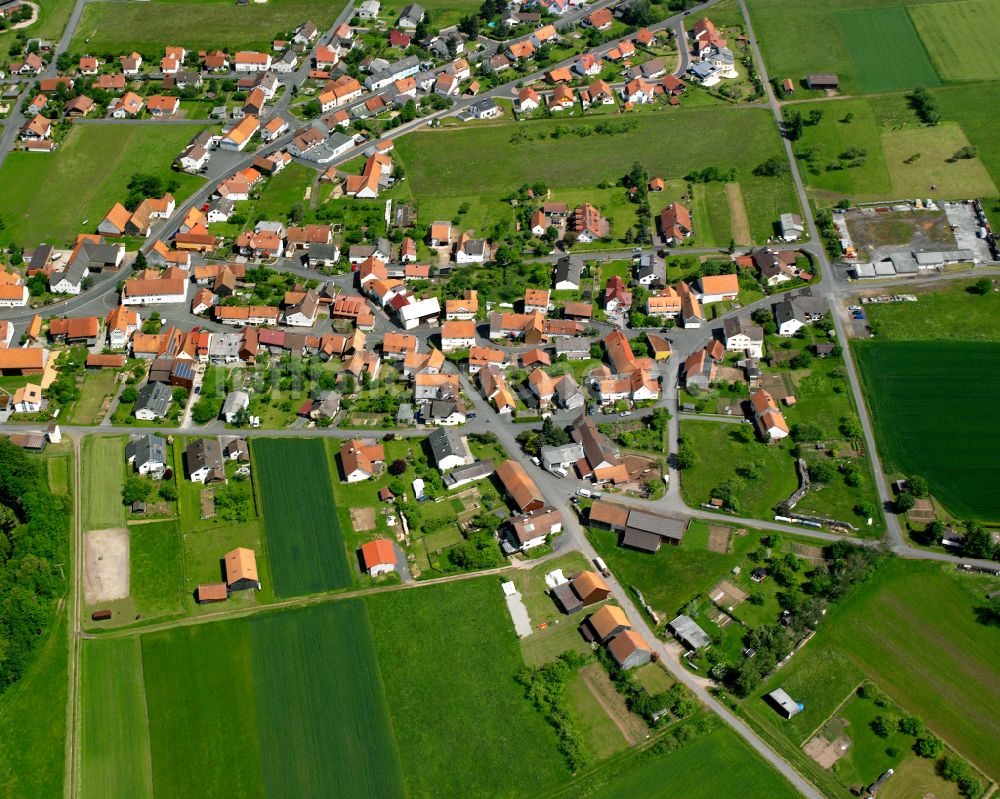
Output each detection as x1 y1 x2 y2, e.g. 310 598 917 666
725 182 751 245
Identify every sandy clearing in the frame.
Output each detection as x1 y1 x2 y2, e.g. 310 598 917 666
84 528 130 604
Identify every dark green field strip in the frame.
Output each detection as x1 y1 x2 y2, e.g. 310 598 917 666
835 7 940 93
854 341 1000 520
253 438 351 596
143 621 266 799
368 579 567 799
251 602 405 799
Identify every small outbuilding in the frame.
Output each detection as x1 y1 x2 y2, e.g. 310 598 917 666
607 630 653 670
766 688 803 719
668 614 711 650
197 582 229 603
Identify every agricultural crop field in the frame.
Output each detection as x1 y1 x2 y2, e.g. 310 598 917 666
745 0 956 95
834 7 939 93
368 578 567 798
393 107 800 245
853 341 1000 520
752 560 1000 781
88 601 406 799
81 638 153 799
81 435 127 531
253 438 351 595
909 0 1000 82
70 0 341 53
0 124 208 249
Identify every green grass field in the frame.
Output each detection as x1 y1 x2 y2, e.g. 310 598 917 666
71 0 341 53
587 521 760 617
910 0 1000 81
0 611 67 798
82 435 127 530
379 0 482 28
560 724 800 799
253 438 351 596
81 638 153 799
854 340 1000 520
368 578 567 798
864 280 1000 341
679 420 799 518
129 521 185 620
0 124 208 248
68 370 118 425
932 83 1000 190
565 672 629 761
763 560 1000 778
834 7 939 93
394 107 800 244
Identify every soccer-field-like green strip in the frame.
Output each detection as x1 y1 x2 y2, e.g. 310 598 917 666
853 340 1000 520
80 638 153 799
835 7 940 93
81 436 128 531
250 602 405 799
143 621 266 799
368 579 568 799
252 438 351 596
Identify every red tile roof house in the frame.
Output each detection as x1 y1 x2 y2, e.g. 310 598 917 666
361 539 397 576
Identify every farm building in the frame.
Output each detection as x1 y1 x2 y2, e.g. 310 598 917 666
607 630 653 670
586 604 631 644
496 460 545 512
668 614 711 650
196 583 228 603
225 547 260 591
766 688 803 719
805 74 838 90
361 539 397 576
551 570 611 614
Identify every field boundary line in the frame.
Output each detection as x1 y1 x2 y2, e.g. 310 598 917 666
797 680 864 748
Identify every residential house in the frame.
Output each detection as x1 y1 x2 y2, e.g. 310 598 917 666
571 203 609 243
553 254 583 291
184 437 225 482
220 390 250 423
658 203 692 243
683 346 717 390
428 427 474 471
339 439 385 482
105 306 140 349
779 213 805 241
133 382 172 420
440 319 476 352
507 506 562 553
125 433 168 475
723 315 764 358
604 275 632 314
693 273 739 304
361 539 397 576
750 389 789 440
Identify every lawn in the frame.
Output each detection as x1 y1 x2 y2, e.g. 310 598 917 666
367 578 567 799
775 559 1000 779
128 521 185 621
70 0 342 53
47 451 71 496
394 106 800 245
252 438 351 596
553 724 801 799
247 163 316 222
81 435 127 530
791 99 892 202
68 369 118 425
0 611 67 799
834 7 940 93
81 638 153 799
909 0 1000 82
853 340 1000 520
0 124 208 248
587 520 760 618
862 279 1000 342
679 420 798 519
378 0 482 32
565 672 629 761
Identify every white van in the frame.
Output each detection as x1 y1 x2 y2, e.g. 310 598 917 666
576 488 593 498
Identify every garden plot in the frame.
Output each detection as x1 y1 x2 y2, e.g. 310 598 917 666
84 528 129 603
